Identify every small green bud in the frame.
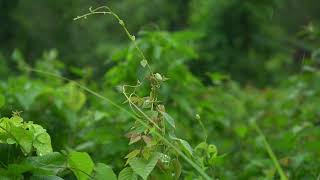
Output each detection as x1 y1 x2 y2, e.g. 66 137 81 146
140 59 148 67
119 20 125 26
157 104 165 112
155 73 163 81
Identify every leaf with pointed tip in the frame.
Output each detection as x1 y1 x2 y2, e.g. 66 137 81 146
25 152 66 175
118 167 138 180
142 136 152 146
129 152 160 180
9 125 33 155
125 150 140 166
125 149 141 166
170 136 193 156
129 134 141 145
160 112 175 129
68 151 94 180
178 139 193 156
125 150 140 159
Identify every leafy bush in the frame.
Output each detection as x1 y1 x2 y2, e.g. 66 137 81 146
0 4 319 180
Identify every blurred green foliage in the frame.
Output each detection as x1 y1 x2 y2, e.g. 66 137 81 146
0 0 320 179
1 0 320 84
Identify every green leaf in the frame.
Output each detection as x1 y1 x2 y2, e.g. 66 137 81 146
95 163 117 180
0 153 65 177
125 150 140 160
160 112 175 129
0 116 53 156
68 151 94 180
10 116 23 126
125 149 140 166
9 125 33 155
6 163 33 175
62 83 86 111
33 132 53 156
6 138 16 144
142 135 152 146
129 134 142 145
178 139 194 156
170 136 193 156
129 152 160 180
118 167 138 180
27 123 53 156
25 152 66 174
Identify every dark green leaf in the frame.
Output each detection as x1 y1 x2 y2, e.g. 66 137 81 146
68 151 94 180
129 152 160 180
118 167 138 180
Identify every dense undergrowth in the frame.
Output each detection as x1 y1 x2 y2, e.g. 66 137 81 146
0 5 320 180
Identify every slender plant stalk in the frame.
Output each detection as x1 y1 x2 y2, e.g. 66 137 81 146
74 6 152 72
73 6 213 179
27 68 212 180
252 122 288 180
196 115 208 142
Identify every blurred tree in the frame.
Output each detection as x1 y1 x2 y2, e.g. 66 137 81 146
0 0 20 56
1 0 320 85
189 0 283 85
1 1 189 70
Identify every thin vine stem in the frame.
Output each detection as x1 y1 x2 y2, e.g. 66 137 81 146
27 68 212 180
250 113 288 180
74 6 152 72
71 6 212 179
